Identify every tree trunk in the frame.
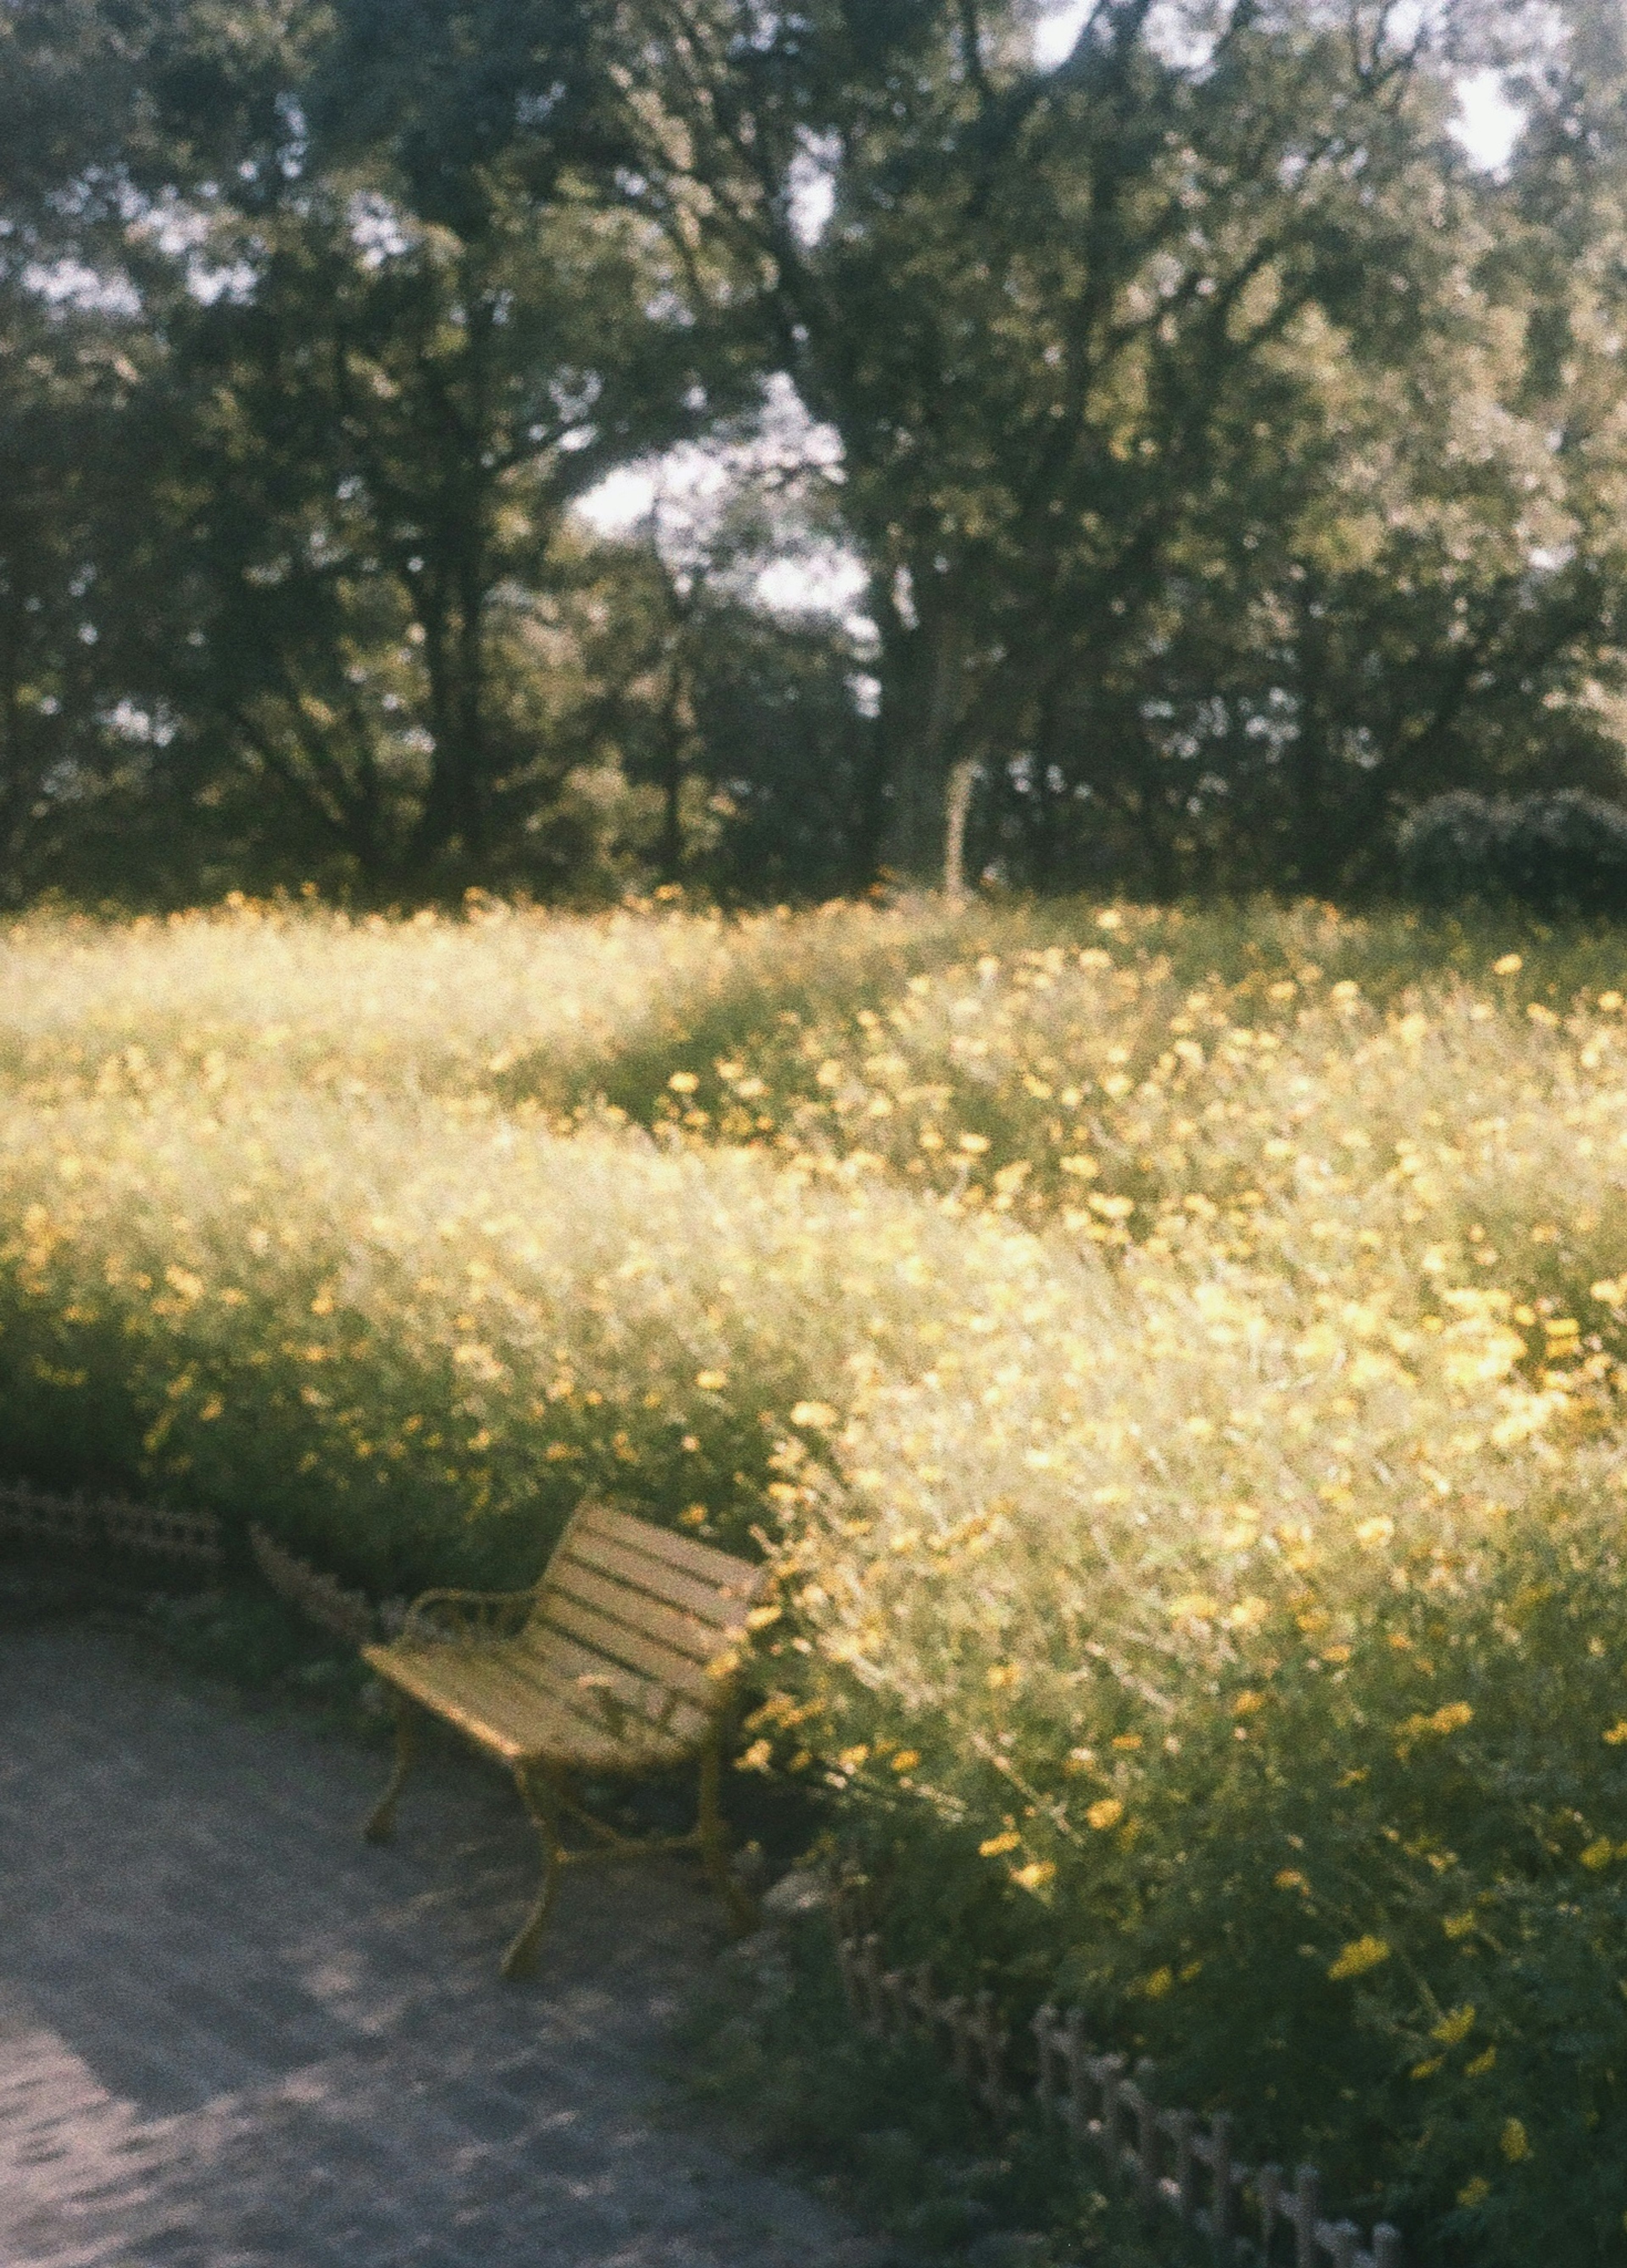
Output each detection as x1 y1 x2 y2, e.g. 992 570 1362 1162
411 528 489 870
656 663 686 882
881 599 969 887
943 757 977 904
454 546 489 859
1290 585 1342 894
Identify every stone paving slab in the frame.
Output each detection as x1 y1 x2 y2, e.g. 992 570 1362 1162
0 1625 880 2268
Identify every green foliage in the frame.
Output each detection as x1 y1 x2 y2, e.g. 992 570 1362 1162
3 896 1627 2264
7 0 1627 901
611 0 1627 891
685 1912 1170 2265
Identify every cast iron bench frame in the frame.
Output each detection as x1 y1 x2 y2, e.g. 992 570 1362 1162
360 1497 764 1975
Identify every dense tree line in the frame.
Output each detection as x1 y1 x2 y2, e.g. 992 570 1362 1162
2 0 1627 904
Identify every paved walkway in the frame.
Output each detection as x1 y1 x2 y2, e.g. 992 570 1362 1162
0 1624 878 2268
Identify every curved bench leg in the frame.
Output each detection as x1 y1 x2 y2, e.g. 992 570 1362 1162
697 1720 758 1937
503 1763 566 1979
363 1689 420 1843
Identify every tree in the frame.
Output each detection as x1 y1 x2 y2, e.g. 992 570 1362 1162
161 0 761 886
0 0 758 893
610 0 1624 890
5 0 1627 905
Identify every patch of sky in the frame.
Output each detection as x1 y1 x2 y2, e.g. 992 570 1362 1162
186 258 258 306
579 8 1533 623
1450 70 1526 172
1036 3 1527 172
105 700 176 747
22 260 141 319
575 374 871 637
350 191 414 269
788 132 839 247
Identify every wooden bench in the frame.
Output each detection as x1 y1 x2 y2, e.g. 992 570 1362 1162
359 1498 766 1975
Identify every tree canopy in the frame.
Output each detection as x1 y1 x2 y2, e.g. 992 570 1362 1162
3 0 1626 903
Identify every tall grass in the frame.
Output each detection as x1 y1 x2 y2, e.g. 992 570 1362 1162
2 895 1626 2262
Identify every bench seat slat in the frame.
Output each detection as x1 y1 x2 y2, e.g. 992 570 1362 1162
551 1530 747 1629
516 1625 711 1747
543 1557 735 1663
573 1500 764 1595
363 1641 693 1769
363 1642 597 1764
531 1589 719 1702
460 1628 701 1751
362 1643 609 1762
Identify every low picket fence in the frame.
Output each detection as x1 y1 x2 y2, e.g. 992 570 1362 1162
247 1525 404 1644
0 1486 1403 2268
0 1477 223 1570
0 1484 412 1639
835 1926 1400 2268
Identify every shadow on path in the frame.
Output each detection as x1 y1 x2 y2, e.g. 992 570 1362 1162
0 1625 877 2268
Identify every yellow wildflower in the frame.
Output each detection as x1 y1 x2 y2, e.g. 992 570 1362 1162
1226 1597 1270 1631
1328 1935 1390 1981
1011 1861 1056 1892
789 1400 838 1428
1399 1702 1473 1743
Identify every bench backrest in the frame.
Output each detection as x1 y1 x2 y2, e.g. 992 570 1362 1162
515 1500 764 1752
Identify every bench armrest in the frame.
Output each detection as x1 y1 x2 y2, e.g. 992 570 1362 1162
400 1586 536 1645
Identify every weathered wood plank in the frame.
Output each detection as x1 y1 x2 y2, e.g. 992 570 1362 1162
552 1530 746 1628
519 1624 710 1745
543 1557 731 1662
366 1643 692 1768
497 1643 706 1756
364 1645 578 1763
573 1501 764 1597
530 1588 719 1701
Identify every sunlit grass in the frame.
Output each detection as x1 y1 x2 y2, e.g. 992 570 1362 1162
3 892 1627 2263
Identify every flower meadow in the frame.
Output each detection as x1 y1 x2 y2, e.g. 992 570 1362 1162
6 893 1627 2262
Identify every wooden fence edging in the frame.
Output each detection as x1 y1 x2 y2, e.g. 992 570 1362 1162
248 1525 402 1645
0 1478 223 1569
831 1919 1400 2268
